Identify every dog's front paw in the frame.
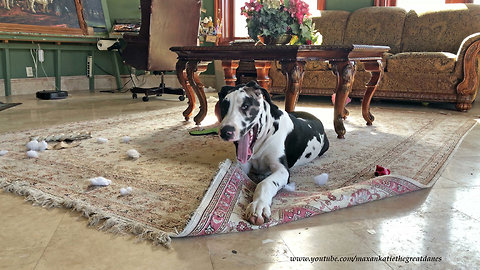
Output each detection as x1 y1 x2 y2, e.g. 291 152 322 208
245 200 271 226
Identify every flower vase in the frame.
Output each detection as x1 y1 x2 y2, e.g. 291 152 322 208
256 34 292 45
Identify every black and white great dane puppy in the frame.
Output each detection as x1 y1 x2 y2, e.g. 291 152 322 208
218 81 329 225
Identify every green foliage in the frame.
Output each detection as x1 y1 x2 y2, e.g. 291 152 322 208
242 0 321 45
247 7 290 39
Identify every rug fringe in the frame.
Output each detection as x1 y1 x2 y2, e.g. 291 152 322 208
0 179 173 248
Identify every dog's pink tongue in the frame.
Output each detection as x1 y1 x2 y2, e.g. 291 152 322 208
237 133 250 164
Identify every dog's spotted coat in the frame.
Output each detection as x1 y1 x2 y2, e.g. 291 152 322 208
218 81 329 225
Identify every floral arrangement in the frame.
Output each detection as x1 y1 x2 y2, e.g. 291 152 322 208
240 0 321 45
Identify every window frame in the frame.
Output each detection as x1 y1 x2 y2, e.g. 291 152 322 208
215 0 325 45
215 0 475 44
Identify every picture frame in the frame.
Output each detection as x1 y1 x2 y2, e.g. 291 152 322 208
0 0 88 36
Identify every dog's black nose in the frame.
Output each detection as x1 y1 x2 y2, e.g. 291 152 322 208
220 125 235 141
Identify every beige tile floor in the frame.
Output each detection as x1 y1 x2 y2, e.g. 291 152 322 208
1 91 479 270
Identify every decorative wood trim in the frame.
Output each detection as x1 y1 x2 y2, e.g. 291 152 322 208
318 0 326 10
374 0 397 6
0 23 84 36
280 60 306 113
457 39 480 96
456 39 480 111
215 0 235 45
221 60 240 86
186 61 210 125
330 60 356 139
74 0 89 35
361 60 383 125
254 60 272 89
176 59 195 121
445 0 473 3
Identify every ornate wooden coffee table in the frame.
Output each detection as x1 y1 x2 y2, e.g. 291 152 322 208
170 44 389 138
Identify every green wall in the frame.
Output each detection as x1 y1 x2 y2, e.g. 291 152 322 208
201 0 374 14
0 0 140 83
106 0 141 25
326 0 374 12
0 44 129 80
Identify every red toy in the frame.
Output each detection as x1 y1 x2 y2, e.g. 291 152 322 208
375 165 391 176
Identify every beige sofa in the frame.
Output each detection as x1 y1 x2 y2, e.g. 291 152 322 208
269 4 480 111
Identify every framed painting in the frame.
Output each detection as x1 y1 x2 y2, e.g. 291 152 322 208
81 0 108 33
0 0 88 36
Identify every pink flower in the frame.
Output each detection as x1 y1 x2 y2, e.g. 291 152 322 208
286 0 310 24
349 189 374 206
236 221 253 231
327 193 337 201
306 40 312 45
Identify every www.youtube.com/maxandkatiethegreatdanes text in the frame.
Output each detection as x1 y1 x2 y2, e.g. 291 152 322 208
290 255 442 264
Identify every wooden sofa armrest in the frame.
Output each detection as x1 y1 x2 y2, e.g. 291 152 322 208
456 35 480 111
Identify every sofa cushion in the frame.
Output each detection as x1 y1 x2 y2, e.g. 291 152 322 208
387 52 457 73
401 4 480 54
303 53 392 72
343 7 407 54
313 10 351 46
379 72 458 94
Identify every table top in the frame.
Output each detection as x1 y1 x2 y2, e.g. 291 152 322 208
170 44 390 62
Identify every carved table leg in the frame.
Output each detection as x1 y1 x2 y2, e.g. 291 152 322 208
280 61 306 112
222 60 240 86
176 59 195 121
186 61 210 125
330 61 356 139
254 60 272 90
361 60 383 126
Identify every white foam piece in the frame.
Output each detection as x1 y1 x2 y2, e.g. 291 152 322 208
283 182 296 192
262 239 275 244
26 140 39 151
96 137 108 144
207 96 219 103
26 150 39 158
204 86 216 93
314 173 329 186
120 186 133 196
122 136 131 143
126 149 140 159
38 140 48 152
0 150 8 156
89 176 112 186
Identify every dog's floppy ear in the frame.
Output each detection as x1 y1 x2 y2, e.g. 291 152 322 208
246 80 272 104
246 80 260 88
259 87 272 104
218 85 236 101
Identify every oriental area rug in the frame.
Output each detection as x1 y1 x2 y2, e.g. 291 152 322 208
0 99 476 247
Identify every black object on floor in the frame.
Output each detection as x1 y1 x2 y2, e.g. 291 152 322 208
36 90 68 100
130 72 185 102
0 102 22 112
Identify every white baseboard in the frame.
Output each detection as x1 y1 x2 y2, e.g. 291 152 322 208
0 74 219 97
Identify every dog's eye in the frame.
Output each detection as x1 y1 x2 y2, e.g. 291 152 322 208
241 104 249 111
